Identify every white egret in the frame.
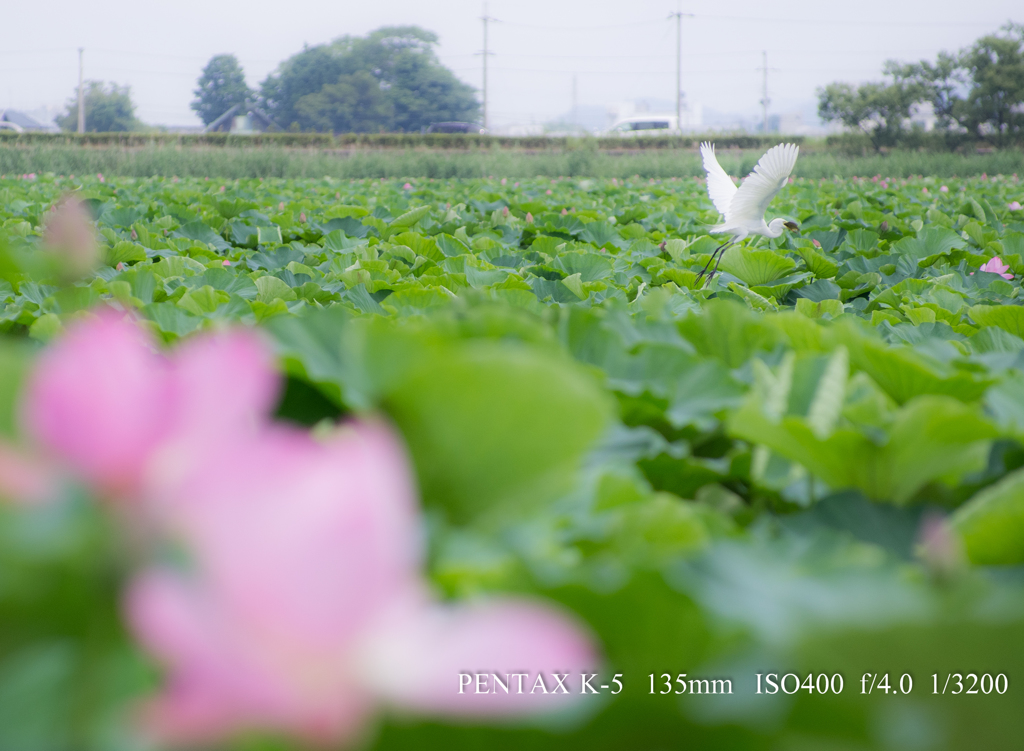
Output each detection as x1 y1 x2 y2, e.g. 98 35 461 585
697 141 800 284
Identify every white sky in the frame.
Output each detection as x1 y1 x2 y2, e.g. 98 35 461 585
1 0 1018 129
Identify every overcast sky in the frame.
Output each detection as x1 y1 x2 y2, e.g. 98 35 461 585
1 0 1018 129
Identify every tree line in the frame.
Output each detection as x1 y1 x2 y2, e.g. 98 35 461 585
58 26 478 134
818 23 1024 150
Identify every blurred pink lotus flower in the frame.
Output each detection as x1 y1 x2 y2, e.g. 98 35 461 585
222 259 231 266
940 185 949 192
22 311 277 498
500 177 507 185
978 257 1013 279
278 202 285 211
98 173 105 183
921 187 928 194
526 212 534 223
299 212 307 223
41 196 101 279
116 262 125 271
403 182 413 190
981 173 988 180
545 189 553 195
127 421 597 745
1009 201 1022 211
561 208 568 216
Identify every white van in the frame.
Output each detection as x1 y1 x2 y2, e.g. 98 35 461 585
608 115 679 135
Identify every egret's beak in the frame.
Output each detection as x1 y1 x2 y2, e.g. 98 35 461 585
783 221 800 233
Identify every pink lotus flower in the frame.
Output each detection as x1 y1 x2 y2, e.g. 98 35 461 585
880 181 888 189
1009 201 1022 211
116 262 125 271
22 311 277 498
500 177 507 185
223 259 231 266
127 420 597 745
922 187 928 194
546 189 553 195
979 256 1013 280
98 173 105 183
940 185 949 193
403 182 413 190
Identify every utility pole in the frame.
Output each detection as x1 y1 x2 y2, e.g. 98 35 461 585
759 50 770 133
479 3 496 131
77 47 85 133
669 7 693 133
572 74 577 130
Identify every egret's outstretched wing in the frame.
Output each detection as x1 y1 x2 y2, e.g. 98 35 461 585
700 141 737 217
725 143 799 226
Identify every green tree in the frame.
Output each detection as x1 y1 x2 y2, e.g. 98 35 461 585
884 53 967 133
959 23 1024 141
57 81 140 132
295 71 391 133
192 54 253 126
817 77 923 150
259 26 479 133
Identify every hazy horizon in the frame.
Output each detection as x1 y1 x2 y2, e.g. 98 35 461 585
2 0 1019 131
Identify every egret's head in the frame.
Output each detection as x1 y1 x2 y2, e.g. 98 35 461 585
783 221 800 232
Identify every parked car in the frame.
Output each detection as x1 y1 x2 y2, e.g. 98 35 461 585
608 116 679 135
426 122 487 134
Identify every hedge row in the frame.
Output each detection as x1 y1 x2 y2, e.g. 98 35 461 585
0 131 807 151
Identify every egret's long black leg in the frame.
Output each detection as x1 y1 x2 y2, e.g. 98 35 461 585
697 240 735 287
705 245 730 285
695 239 732 281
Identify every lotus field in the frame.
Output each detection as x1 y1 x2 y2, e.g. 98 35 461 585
3 167 1024 750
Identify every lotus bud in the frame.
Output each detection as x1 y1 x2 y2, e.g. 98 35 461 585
526 212 534 223
1009 201 1022 211
299 212 306 223
403 182 413 190
42 196 100 280
97 173 104 183
501 178 507 185
940 185 948 193
278 202 285 211
219 185 226 193
561 208 568 216
223 260 231 266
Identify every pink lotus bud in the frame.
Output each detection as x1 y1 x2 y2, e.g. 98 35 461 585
500 178 507 185
335 192 341 199
278 202 285 211
403 182 413 190
1009 201 1022 211
445 203 451 210
502 206 509 217
131 228 138 240
0 441 57 506
880 181 888 189
514 182 519 188
922 187 928 193
97 173 104 183
812 239 821 248
41 196 100 280
299 212 306 223
916 514 965 580
940 185 949 193
223 260 231 266
116 262 125 271
219 185 226 193
526 212 534 223
545 189 552 195
561 208 568 216
982 173 988 180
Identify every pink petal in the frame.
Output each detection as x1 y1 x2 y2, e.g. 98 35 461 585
127 571 373 745
22 310 173 497
150 422 422 647
363 598 598 716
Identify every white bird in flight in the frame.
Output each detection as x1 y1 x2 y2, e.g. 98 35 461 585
697 141 800 284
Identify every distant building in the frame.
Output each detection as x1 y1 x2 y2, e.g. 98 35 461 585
607 98 702 132
0 109 58 132
203 104 279 133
